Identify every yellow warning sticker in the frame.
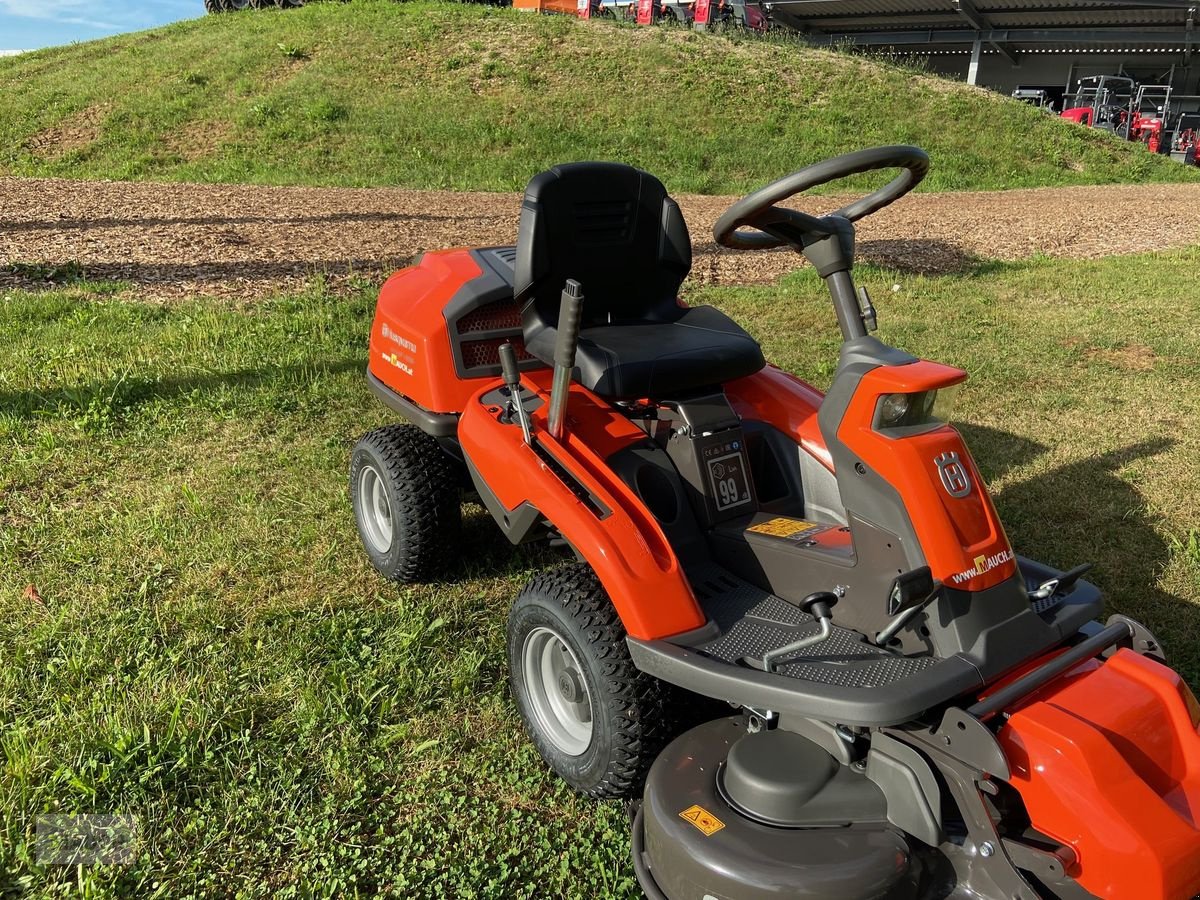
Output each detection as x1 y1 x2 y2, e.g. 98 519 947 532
746 516 822 541
678 805 726 836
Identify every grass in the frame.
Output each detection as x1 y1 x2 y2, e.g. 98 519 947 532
2 249 1199 896
1 0 1198 194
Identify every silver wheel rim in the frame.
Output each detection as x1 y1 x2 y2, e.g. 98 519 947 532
357 463 394 554
522 627 594 756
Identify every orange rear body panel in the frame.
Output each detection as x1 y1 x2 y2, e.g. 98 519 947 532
369 250 541 413
998 649 1200 899
458 371 706 641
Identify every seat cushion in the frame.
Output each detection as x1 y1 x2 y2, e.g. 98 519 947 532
528 305 765 399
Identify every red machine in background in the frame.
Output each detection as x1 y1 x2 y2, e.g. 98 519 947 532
1059 75 1134 134
1171 112 1200 166
1058 76 1195 159
1131 110 1166 153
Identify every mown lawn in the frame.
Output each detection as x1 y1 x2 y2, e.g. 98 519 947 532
1 0 1197 194
2 251 1199 897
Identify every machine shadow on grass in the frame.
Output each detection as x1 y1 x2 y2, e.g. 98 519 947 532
0 261 411 297
0 359 365 423
962 423 1199 685
453 505 564 584
856 239 1002 276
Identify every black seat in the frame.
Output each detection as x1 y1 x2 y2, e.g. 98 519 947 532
514 162 765 399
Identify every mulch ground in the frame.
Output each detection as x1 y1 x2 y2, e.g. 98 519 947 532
3 177 1199 300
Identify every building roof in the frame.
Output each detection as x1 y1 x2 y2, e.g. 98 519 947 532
770 0 1197 54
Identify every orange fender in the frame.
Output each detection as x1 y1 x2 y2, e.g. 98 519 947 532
458 372 705 641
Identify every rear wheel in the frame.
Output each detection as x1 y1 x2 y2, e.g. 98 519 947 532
350 424 461 583
507 563 672 798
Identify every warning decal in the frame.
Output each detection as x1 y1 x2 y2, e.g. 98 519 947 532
746 517 824 542
678 805 725 836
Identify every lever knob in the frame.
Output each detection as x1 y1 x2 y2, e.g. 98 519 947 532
799 591 839 621
498 341 520 388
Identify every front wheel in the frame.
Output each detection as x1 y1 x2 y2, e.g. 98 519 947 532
507 563 671 799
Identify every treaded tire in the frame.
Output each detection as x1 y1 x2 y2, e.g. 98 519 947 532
350 424 461 584
508 563 671 799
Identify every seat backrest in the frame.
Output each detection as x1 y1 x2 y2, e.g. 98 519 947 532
514 162 692 335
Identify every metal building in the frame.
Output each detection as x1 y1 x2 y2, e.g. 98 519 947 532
771 0 1198 104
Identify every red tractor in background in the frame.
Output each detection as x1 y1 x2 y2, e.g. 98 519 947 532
1171 112 1200 166
1060 76 1183 157
1129 84 1172 153
1059 75 1135 134
1130 110 1166 153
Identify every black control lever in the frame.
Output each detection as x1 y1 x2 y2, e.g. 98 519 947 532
498 342 532 445
1030 562 1093 601
746 591 839 673
548 279 583 441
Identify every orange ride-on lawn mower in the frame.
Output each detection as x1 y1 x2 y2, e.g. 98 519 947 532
350 147 1200 899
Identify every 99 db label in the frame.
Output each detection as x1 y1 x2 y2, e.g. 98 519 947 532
707 452 751 511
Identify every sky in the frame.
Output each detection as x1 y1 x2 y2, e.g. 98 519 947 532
0 0 201 52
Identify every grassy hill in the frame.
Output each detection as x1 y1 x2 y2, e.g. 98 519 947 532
1 0 1196 194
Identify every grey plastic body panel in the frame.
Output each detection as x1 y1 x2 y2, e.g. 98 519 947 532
366 370 459 438
719 727 887 827
817 336 925 571
709 513 913 641
798 445 847 524
867 731 944 847
441 247 545 381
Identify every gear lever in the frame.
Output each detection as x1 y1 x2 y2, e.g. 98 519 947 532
747 591 839 673
498 342 532 445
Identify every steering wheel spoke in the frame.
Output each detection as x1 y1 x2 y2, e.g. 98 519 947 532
714 145 930 253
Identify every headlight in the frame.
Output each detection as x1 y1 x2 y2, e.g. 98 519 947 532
878 393 911 427
875 387 958 434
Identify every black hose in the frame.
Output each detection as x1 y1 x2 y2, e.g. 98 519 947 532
630 804 671 900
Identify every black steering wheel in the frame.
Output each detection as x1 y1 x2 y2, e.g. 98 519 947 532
713 145 930 251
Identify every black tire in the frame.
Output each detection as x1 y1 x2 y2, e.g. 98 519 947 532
507 563 671 799
349 424 461 583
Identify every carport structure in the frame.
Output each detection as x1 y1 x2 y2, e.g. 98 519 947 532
772 0 1199 100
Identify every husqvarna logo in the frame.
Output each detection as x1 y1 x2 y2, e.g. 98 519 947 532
935 451 972 498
